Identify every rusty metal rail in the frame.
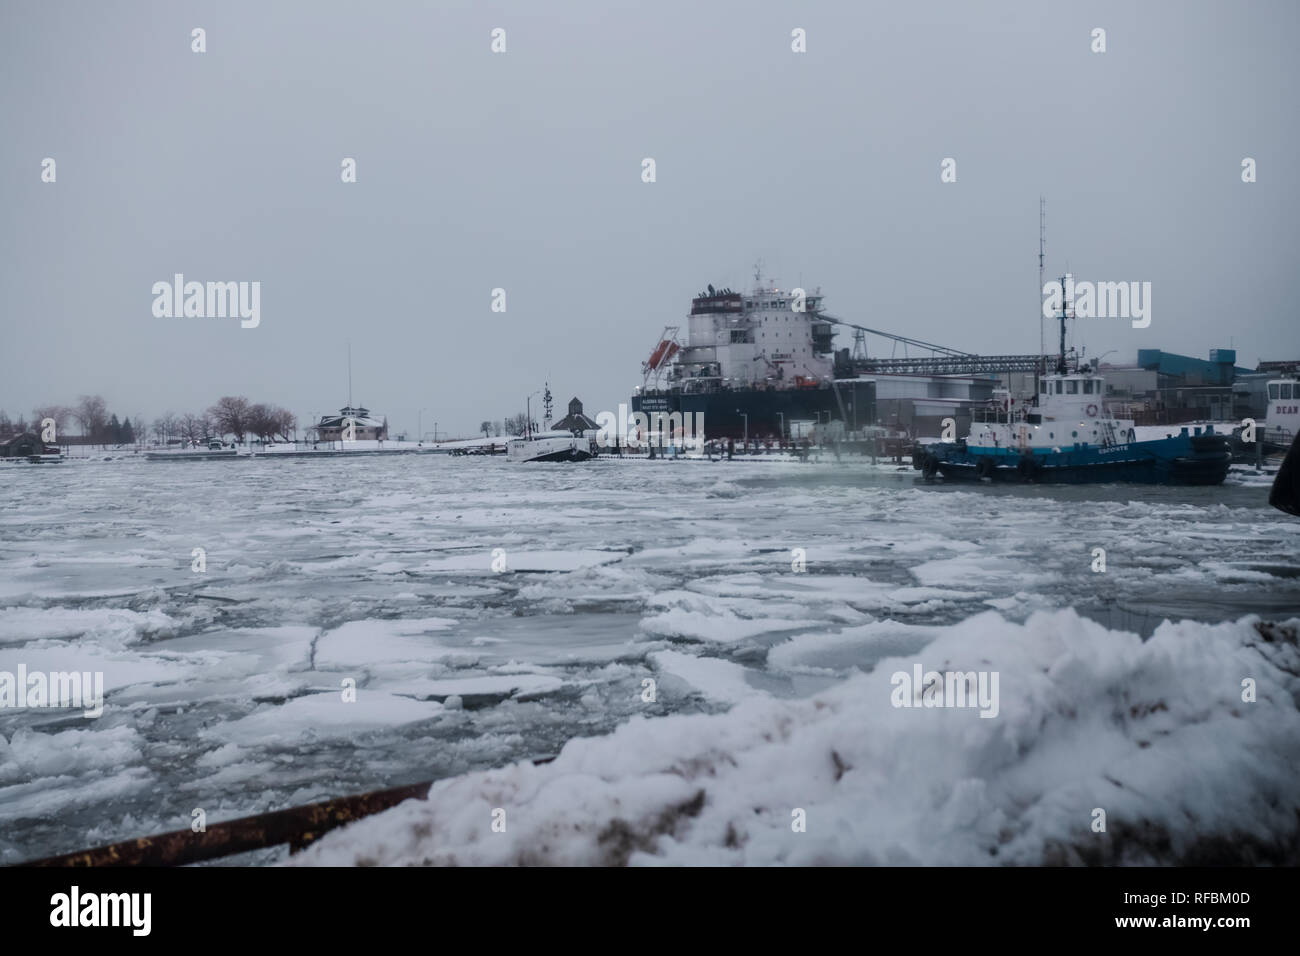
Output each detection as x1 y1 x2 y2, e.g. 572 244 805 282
18 752 558 867
19 779 436 867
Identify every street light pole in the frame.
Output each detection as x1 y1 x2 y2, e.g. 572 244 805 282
736 410 748 448
776 412 785 441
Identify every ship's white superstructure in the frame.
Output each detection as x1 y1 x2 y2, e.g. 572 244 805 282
1264 378 1299 445
643 274 835 392
968 368 1137 451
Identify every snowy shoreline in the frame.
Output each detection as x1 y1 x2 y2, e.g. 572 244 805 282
289 609 1300 866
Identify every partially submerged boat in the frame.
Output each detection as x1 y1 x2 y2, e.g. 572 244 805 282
505 430 593 463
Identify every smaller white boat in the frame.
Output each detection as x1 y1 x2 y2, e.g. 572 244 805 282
506 430 593 463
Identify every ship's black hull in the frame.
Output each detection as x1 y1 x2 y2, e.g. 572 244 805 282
632 382 876 441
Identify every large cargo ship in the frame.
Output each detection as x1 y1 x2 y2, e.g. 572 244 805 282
630 272 875 441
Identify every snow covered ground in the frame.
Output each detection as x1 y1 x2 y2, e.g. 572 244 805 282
293 611 1300 866
1 454 1297 864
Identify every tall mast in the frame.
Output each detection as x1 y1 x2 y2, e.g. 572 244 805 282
347 341 353 409
1039 197 1046 368
1055 273 1070 375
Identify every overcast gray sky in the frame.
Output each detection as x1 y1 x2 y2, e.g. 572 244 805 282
3 0 1297 438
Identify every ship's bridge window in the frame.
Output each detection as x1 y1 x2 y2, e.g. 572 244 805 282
1083 380 1095 394
1283 384 1294 400
1054 381 1063 394
1066 380 1078 394
1041 382 1048 394
1269 384 1280 399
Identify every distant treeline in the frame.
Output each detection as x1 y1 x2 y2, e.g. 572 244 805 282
0 395 296 445
0 396 136 444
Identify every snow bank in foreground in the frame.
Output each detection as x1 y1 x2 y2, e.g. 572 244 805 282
289 610 1300 866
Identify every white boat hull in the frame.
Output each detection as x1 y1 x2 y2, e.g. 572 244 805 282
506 435 593 463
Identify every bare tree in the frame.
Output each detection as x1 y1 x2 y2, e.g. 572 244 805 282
246 403 275 442
151 412 178 444
273 407 296 441
208 396 251 442
180 413 209 445
503 412 539 436
75 395 108 438
32 405 73 440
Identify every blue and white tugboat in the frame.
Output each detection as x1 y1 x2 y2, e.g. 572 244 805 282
915 281 1232 485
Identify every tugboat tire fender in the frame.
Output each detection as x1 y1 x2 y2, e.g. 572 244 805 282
1017 455 1039 480
975 456 996 479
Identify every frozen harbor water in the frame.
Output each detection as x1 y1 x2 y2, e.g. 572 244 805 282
1 454 1298 864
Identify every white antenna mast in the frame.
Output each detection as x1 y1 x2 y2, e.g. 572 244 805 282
1039 196 1046 365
